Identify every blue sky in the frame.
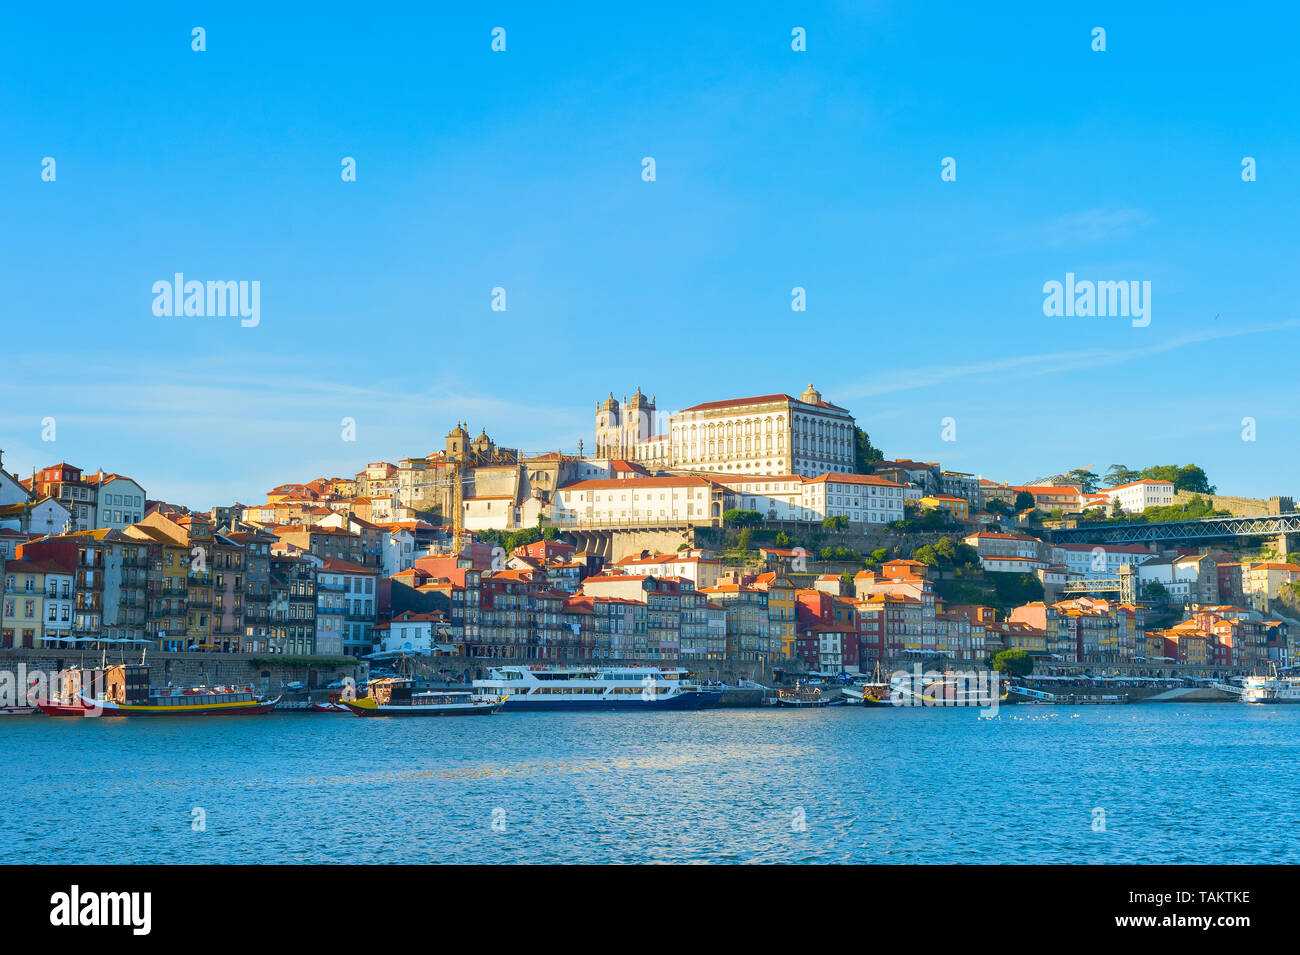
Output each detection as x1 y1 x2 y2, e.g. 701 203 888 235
2 2 1297 506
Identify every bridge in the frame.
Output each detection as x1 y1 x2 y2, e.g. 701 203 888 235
1051 512 1300 550
1060 576 1131 600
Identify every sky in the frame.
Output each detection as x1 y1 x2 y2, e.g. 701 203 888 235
2 2 1298 507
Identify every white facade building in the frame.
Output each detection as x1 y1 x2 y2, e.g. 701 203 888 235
1051 543 1157 578
594 384 857 478
552 476 728 525
800 473 906 525
1103 479 1175 514
89 474 147 530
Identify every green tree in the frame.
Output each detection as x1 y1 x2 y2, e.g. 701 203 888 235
1067 468 1100 493
723 509 762 527
854 427 885 474
1132 463 1215 494
774 531 792 547
1104 464 1140 486
992 649 1035 678
991 572 1044 607
912 544 939 566
736 527 754 553
1013 491 1035 512
1172 464 1215 495
822 515 849 533
1145 580 1168 600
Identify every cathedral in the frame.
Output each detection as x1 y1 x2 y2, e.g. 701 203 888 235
593 385 857 477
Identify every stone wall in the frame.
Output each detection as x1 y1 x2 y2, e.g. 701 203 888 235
1173 490 1294 517
0 648 363 695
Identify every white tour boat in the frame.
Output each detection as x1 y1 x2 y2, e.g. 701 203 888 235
1242 670 1300 704
473 665 723 711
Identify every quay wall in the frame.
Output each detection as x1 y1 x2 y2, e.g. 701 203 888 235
0 649 363 694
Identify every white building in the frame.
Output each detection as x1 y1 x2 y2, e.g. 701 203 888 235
978 555 1050 574
1051 543 1157 578
611 553 724 589
377 610 450 654
1103 479 1175 514
594 384 857 478
552 476 728 525
799 473 906 525
88 473 147 530
963 532 1045 560
1137 556 1194 603
41 562 74 643
714 474 806 520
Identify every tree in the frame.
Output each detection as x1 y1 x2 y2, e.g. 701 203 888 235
985 499 1012 516
1172 464 1215 495
1067 468 1100 493
1145 580 1168 601
1104 464 1140 486
913 544 939 566
736 527 753 553
991 572 1044 607
774 531 792 547
723 509 762 527
1013 491 1035 512
1110 499 1124 518
1131 463 1216 494
822 515 849 533
992 649 1035 678
854 427 884 474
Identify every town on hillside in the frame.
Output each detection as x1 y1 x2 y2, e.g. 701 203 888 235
2 384 1297 683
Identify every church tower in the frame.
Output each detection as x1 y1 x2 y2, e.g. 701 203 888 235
623 387 655 458
595 393 621 458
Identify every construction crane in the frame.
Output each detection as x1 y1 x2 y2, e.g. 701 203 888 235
408 458 471 556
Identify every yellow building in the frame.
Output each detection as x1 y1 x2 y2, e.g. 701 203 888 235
919 494 969 521
754 572 797 658
1 559 46 649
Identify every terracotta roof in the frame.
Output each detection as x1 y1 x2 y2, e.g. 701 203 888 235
802 473 904 487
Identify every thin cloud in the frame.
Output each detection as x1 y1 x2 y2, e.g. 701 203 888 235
837 319 1300 400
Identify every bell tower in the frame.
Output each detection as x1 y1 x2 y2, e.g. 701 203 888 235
595 393 621 458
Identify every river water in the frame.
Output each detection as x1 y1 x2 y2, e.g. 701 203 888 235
5 704 1293 864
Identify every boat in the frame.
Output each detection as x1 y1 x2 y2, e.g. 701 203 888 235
32 696 92 717
841 664 894 707
888 669 1007 707
0 705 38 716
472 665 722 711
30 665 100 716
840 682 892 707
82 685 282 716
342 677 503 716
775 680 829 708
1242 667 1300 703
311 701 351 713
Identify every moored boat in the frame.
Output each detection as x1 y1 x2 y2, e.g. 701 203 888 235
472 665 722 711
311 701 351 713
1242 667 1300 703
81 686 282 716
776 680 829 708
342 677 503 716
32 697 92 717
840 683 892 707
